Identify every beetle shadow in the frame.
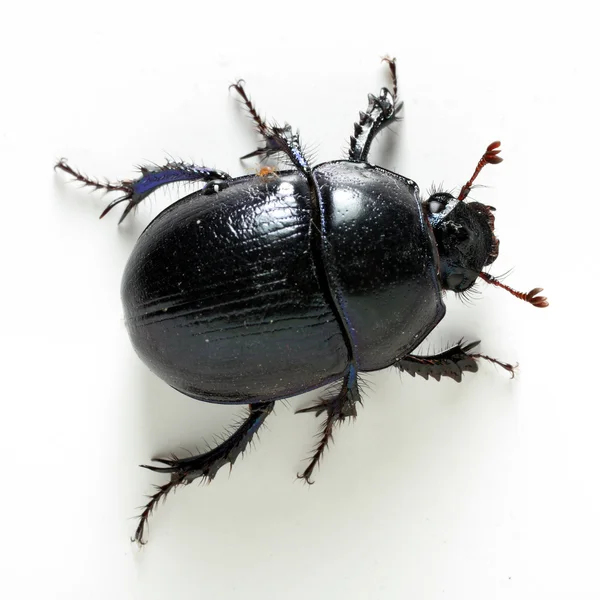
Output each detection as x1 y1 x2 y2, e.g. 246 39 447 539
133 362 241 463
122 361 518 591
367 118 406 173
115 356 247 536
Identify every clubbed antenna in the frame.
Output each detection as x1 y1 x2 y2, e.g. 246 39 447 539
458 141 503 201
479 272 549 307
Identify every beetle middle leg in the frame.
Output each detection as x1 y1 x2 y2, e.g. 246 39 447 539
230 79 274 160
231 80 312 170
55 158 232 223
232 78 365 484
395 340 517 381
132 401 273 545
348 57 404 162
296 364 361 484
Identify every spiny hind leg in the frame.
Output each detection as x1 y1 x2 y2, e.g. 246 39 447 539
133 401 274 545
55 159 231 223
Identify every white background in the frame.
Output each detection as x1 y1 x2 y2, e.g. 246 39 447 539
1 1 598 599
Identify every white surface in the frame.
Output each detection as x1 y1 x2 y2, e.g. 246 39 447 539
1 2 598 598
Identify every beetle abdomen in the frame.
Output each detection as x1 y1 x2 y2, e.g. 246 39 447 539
121 173 347 403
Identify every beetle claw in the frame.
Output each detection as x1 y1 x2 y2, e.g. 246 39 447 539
296 472 315 485
152 457 178 466
140 459 178 473
470 354 518 378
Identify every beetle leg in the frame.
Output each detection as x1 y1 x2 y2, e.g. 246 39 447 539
394 340 517 381
230 79 270 140
348 57 403 162
132 401 273 545
54 158 231 224
237 123 307 166
230 80 313 170
296 365 361 484
230 79 281 161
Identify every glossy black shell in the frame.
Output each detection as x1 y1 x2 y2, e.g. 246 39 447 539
121 160 445 404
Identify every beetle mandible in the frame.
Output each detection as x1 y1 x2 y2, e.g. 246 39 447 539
56 58 548 544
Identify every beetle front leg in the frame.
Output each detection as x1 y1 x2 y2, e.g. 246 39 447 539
55 159 231 223
394 340 516 381
348 57 404 162
296 364 361 484
133 401 273 545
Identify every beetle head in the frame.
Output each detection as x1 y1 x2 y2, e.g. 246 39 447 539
426 193 498 293
424 141 548 308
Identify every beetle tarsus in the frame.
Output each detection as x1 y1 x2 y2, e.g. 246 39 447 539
381 55 399 103
349 57 403 162
470 353 518 378
133 402 273 544
230 79 281 161
297 369 361 484
132 476 184 546
230 79 270 138
54 158 131 196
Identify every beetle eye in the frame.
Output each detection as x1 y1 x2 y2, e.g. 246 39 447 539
429 199 444 213
427 193 454 215
446 273 465 290
445 270 476 292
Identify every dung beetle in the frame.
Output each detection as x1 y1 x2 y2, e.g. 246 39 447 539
56 58 548 544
